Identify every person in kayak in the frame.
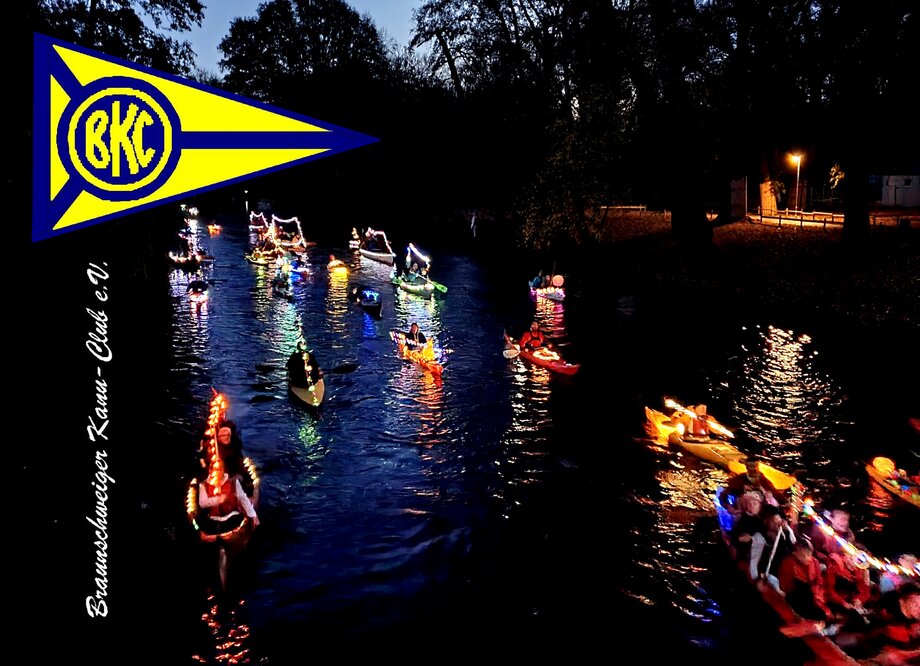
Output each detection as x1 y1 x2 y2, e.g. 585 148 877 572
404 323 427 349
749 504 796 586
718 456 782 514
197 467 259 592
215 420 255 499
518 321 549 352
685 404 711 439
805 507 859 566
287 340 323 387
778 538 833 622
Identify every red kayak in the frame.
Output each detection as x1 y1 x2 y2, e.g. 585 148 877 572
518 347 579 375
503 333 579 375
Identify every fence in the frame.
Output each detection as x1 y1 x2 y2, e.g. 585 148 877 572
752 208 919 230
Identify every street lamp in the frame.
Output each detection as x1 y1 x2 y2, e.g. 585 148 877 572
245 190 249 213
789 154 802 211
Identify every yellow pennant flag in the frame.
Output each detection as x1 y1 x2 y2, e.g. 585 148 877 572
33 33 377 242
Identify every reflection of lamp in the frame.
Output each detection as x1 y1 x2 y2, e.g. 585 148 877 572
789 154 802 211
245 190 249 213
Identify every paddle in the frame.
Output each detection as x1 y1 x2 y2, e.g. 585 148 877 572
427 277 448 293
502 330 520 358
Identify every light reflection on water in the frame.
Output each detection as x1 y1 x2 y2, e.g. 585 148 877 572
159 218 915 663
633 319 915 648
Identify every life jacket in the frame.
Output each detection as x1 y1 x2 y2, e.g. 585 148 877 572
688 414 710 437
522 331 544 350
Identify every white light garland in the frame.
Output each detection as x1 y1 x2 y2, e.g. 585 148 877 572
800 501 919 578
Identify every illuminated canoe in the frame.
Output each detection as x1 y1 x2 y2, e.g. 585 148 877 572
392 332 443 376
645 407 797 491
327 260 348 275
358 290 382 318
392 275 435 297
529 283 566 302
866 457 920 508
360 247 396 265
290 377 325 408
518 347 579 375
714 493 860 666
168 252 199 269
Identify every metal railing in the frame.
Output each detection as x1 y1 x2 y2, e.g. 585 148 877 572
752 208 918 230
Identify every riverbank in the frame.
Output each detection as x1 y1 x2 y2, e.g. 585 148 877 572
527 211 920 333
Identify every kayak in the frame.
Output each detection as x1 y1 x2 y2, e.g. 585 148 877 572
328 260 348 275
290 377 325 408
529 283 566 302
866 456 920 508
518 346 579 375
392 275 435 297
714 494 860 666
502 333 579 375
186 393 260 545
392 332 443 376
645 406 798 491
360 247 396 265
359 290 382 318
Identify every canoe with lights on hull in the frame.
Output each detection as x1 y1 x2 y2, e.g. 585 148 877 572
391 332 443 376
502 334 579 375
392 275 435 297
185 394 260 546
290 377 326 409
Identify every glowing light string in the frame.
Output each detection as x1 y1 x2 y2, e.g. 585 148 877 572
271 214 306 248
407 243 431 265
800 500 919 578
186 392 260 535
533 285 565 301
205 391 228 493
297 335 320 407
364 227 395 256
249 211 268 228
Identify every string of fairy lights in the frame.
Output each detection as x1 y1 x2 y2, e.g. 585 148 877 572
800 501 919 578
297 335 321 407
186 391 260 535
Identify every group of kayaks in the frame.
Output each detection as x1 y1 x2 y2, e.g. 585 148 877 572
645 399 919 664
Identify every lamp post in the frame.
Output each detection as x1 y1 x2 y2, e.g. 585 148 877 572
790 154 802 211
245 190 249 213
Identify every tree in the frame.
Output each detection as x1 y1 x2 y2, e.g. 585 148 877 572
34 0 204 75
218 0 389 106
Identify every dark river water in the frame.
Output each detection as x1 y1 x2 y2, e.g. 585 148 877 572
27 212 919 664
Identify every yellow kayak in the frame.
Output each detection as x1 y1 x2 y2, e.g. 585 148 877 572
645 407 798 491
866 457 920 509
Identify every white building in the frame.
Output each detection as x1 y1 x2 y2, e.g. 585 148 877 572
880 175 920 207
